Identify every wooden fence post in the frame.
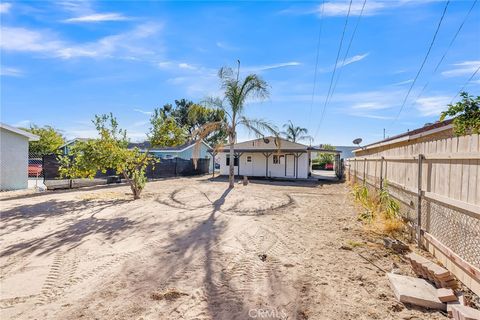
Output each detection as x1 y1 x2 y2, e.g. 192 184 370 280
348 160 351 181
354 158 357 182
363 158 367 186
417 154 424 248
379 156 384 190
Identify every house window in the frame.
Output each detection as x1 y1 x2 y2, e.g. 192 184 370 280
273 155 280 164
246 156 252 162
226 155 239 166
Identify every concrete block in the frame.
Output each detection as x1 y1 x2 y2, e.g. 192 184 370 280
448 293 467 318
387 273 446 311
437 288 457 302
451 305 480 320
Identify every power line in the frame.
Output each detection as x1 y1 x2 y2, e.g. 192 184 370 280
450 65 480 104
390 0 450 127
414 0 477 102
306 0 325 133
314 0 354 139
327 0 367 108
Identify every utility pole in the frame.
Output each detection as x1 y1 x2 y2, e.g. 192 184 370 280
383 128 386 139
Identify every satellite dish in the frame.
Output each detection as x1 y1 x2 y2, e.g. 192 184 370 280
353 138 363 146
263 138 270 144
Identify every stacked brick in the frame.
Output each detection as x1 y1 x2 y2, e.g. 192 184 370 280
404 252 480 319
406 252 458 290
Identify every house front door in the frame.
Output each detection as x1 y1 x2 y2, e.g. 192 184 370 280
245 154 254 176
285 154 295 177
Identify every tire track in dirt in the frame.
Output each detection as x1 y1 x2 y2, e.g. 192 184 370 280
158 187 296 217
0 255 28 281
3 235 171 311
160 225 299 319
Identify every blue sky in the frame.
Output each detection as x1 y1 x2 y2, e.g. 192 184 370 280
1 0 479 145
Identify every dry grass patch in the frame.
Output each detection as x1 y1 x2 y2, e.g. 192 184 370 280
351 182 407 238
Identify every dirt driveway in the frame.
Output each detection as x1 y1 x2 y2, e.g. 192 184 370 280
1 177 446 319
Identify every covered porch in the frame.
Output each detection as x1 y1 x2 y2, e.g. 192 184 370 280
213 148 310 179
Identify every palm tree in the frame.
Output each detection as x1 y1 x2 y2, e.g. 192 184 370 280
282 121 312 143
194 62 277 188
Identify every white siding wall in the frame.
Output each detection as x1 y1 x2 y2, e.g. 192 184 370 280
0 128 29 190
218 152 309 179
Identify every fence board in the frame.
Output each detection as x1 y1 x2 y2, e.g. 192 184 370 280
346 133 480 296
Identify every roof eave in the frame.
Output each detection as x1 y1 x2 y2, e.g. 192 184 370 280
0 123 40 141
353 123 453 153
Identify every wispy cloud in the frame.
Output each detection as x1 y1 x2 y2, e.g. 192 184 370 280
178 62 197 70
319 1 387 17
337 89 406 120
351 102 388 110
57 0 93 14
392 79 414 86
0 66 24 77
0 3 12 14
63 13 131 23
441 60 480 77
280 0 438 17
414 96 451 116
244 61 301 72
0 23 162 59
342 53 369 67
349 113 393 120
133 108 153 115
320 53 369 73
216 41 238 51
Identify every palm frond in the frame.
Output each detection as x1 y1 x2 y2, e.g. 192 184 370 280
191 121 227 168
238 116 278 138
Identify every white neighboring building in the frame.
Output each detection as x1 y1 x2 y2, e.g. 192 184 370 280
217 136 311 179
0 123 39 190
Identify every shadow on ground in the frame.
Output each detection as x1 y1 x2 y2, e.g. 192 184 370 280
204 175 343 188
1 198 134 257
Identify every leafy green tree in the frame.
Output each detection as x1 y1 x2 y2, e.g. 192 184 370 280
22 124 65 155
440 92 480 135
281 121 312 143
59 113 155 199
195 64 277 188
316 144 336 167
156 99 228 146
149 109 187 147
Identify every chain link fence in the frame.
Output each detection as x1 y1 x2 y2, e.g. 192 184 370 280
42 154 210 190
27 152 45 190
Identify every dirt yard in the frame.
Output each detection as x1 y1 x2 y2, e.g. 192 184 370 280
1 177 447 319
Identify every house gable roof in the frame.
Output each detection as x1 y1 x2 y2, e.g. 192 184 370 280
59 138 90 149
214 136 309 153
0 123 39 141
235 136 307 150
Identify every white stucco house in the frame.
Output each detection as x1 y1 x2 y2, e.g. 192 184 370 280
0 123 39 190
216 136 312 179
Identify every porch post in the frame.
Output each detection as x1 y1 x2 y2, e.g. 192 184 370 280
209 151 216 178
235 152 243 177
294 152 303 179
263 152 272 177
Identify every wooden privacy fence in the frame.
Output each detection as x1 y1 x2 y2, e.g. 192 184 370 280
345 133 480 295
